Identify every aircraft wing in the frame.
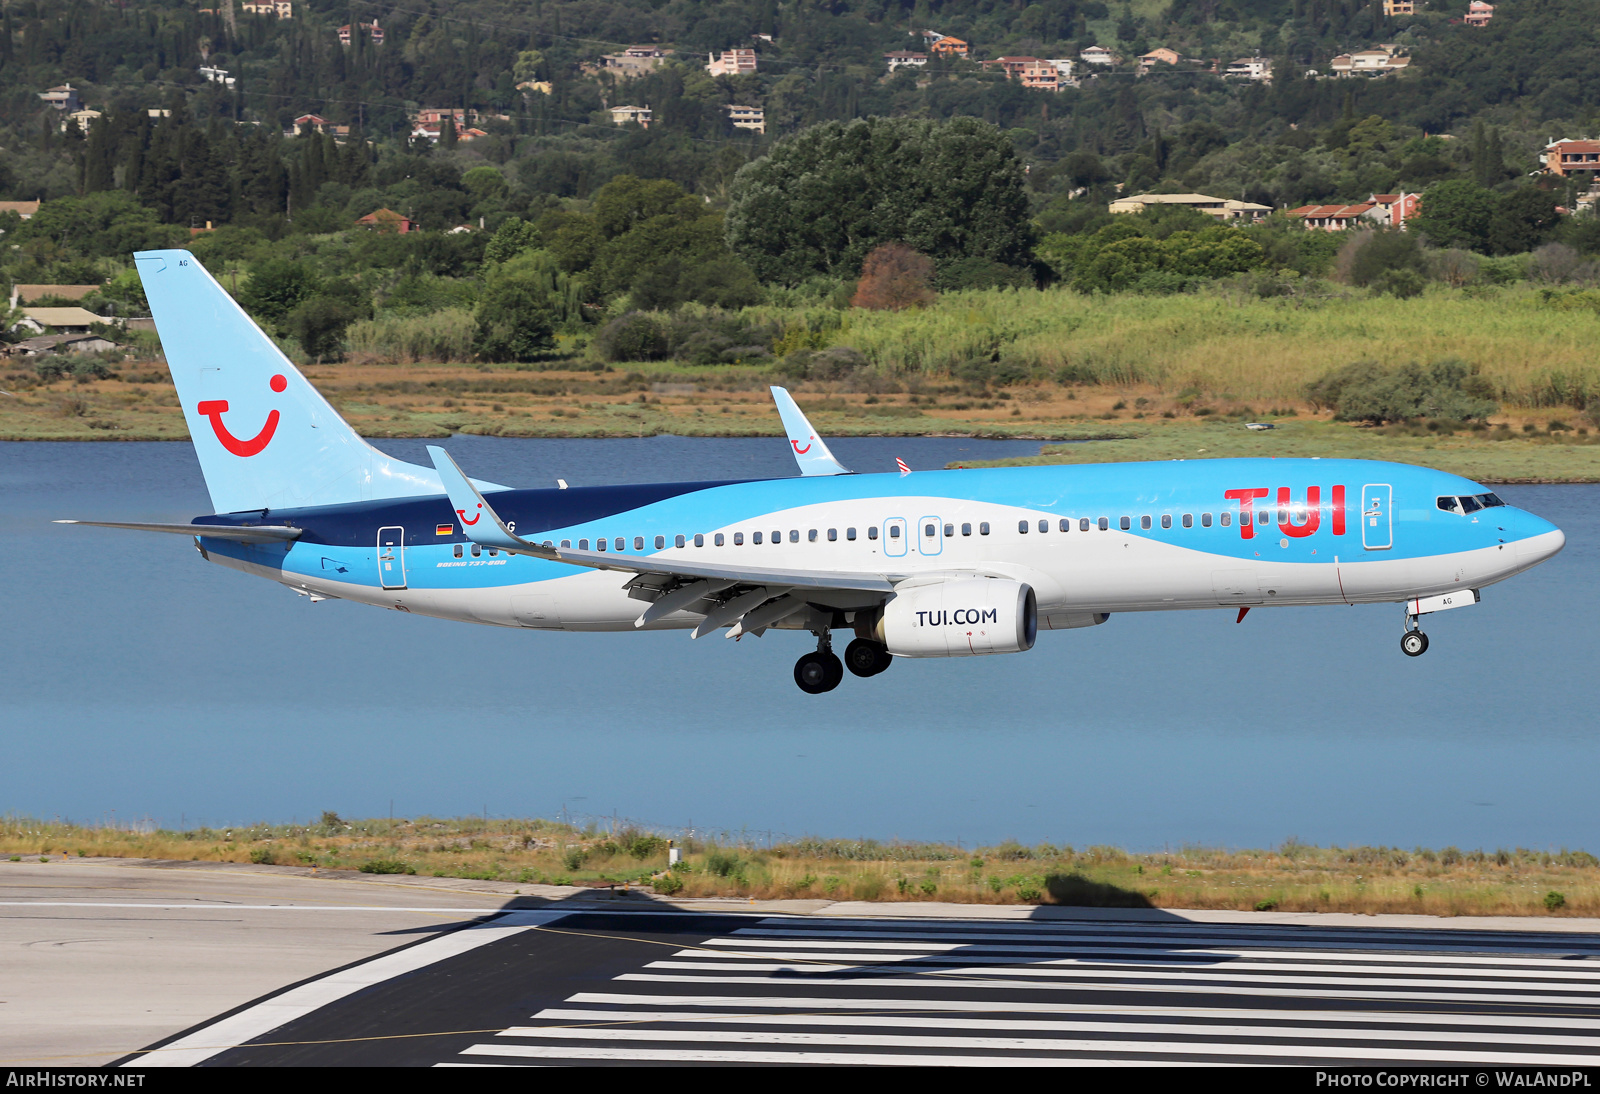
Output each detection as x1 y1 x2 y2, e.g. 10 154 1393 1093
770 386 851 476
54 519 302 543
427 445 894 633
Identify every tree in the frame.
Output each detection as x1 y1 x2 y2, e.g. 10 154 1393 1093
852 243 936 310
473 250 579 362
1412 180 1499 253
725 117 1035 285
238 259 320 326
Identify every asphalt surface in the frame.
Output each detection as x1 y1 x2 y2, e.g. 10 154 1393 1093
171 910 1600 1066
11 859 1600 1067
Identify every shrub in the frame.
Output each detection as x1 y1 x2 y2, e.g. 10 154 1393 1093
652 872 684 895
359 859 416 875
1304 359 1498 423
594 313 669 362
1370 268 1426 299
625 834 667 859
852 243 936 311
249 848 276 865
1545 890 1567 911
1254 899 1278 911
662 310 779 365
562 847 585 871
704 850 742 877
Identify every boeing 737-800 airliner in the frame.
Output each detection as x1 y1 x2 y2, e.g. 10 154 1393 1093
61 250 1566 693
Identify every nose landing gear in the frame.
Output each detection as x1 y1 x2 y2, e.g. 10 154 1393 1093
1401 611 1429 657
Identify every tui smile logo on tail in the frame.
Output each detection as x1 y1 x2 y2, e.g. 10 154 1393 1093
195 374 286 457
792 437 813 454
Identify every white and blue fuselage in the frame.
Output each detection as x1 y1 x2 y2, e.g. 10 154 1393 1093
62 249 1565 692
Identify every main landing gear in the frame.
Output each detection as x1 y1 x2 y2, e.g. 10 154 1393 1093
793 631 894 693
1401 612 1430 658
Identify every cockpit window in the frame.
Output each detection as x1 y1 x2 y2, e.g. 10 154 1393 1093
1438 492 1505 515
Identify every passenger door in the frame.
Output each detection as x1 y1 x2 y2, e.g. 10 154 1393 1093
378 526 407 589
883 517 908 557
1361 484 1392 550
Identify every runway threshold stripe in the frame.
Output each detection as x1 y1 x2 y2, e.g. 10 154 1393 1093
706 937 1600 970
679 948 1600 980
520 1009 1600 1050
616 971 1600 1006
456 1043 1200 1066
463 1031 1599 1066
566 992 1600 1030
737 919 1600 949
131 910 570 1068
640 958 1600 993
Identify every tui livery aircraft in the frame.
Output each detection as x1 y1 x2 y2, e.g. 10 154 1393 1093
61 250 1566 693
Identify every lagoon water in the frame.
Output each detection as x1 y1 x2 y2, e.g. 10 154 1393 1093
3 435 1597 852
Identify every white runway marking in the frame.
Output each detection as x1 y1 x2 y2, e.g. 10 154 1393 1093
448 916 1600 1066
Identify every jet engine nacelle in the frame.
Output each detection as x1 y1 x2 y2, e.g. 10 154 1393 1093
877 578 1037 658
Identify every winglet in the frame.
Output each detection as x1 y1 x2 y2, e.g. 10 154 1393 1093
770 387 850 476
427 446 557 559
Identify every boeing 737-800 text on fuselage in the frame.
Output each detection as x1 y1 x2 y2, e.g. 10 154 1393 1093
61 250 1566 692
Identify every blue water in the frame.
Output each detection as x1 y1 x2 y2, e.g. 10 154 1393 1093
3 436 1597 852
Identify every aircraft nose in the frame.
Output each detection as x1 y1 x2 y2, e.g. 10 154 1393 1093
1511 512 1564 568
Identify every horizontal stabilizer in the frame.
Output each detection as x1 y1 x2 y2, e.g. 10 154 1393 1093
771 386 850 476
54 519 301 543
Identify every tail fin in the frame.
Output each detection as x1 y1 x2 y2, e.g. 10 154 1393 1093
135 249 502 514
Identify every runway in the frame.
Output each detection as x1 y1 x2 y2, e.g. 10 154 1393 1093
152 908 1600 1066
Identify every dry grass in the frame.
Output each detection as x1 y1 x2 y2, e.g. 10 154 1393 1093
5 816 1597 917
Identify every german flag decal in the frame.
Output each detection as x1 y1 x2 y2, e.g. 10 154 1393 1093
436 524 453 536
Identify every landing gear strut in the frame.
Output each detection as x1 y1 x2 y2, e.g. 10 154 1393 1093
794 631 844 694
1401 613 1429 658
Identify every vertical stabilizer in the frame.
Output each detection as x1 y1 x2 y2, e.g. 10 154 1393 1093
135 249 503 513
770 386 851 476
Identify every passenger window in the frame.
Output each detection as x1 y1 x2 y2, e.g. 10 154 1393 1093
734 532 744 545
714 533 725 546
542 540 553 548
1161 514 1171 529
674 535 685 548
789 529 799 543
1098 517 1109 531
868 527 879 540
1258 510 1270 525
828 528 837 541
962 523 972 536
596 539 607 552
772 530 781 544
694 534 704 547
561 539 572 548
1203 513 1214 528
944 524 953 537
980 522 991 535
1080 518 1090 531
634 536 644 551
1181 514 1192 529
753 531 763 544
1060 519 1070 532
1218 512 1229 527
1140 515 1152 530
1119 516 1131 531
888 526 900 539
453 543 463 558
655 535 665 550
925 524 936 537
847 527 857 541
1038 519 1049 533
471 543 482 556
488 547 498 556
808 529 818 542
1018 520 1029 534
